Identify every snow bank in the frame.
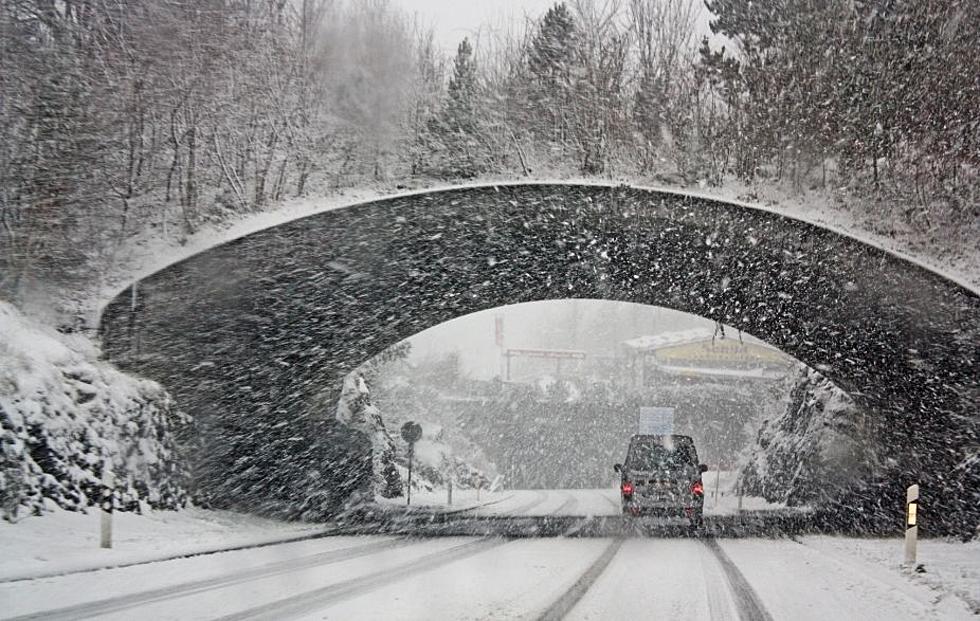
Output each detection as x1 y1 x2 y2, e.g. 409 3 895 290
802 536 980 615
0 301 188 521
701 470 787 516
0 505 326 582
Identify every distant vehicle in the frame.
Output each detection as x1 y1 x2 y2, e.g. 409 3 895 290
614 434 708 530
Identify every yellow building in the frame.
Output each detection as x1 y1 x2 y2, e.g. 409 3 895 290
621 328 793 389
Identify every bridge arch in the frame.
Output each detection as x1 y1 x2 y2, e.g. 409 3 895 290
100 183 979 527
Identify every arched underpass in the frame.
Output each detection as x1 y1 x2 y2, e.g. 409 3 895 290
99 183 980 534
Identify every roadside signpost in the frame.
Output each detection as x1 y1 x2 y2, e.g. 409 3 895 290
400 422 422 507
905 484 919 569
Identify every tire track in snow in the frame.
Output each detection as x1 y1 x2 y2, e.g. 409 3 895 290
470 490 548 517
701 538 774 621
213 537 507 621
536 538 624 621
602 491 621 512
4 537 415 621
551 492 579 516
440 493 515 516
698 540 739 621
512 490 551 515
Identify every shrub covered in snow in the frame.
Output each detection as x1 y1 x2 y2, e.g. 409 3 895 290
335 374 403 498
335 369 493 498
738 366 877 508
398 425 492 492
0 302 189 521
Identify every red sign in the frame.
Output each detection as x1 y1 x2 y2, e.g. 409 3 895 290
505 348 587 360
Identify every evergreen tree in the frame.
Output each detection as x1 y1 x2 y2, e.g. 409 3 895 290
525 3 579 149
336 374 403 499
445 38 479 137
425 38 485 178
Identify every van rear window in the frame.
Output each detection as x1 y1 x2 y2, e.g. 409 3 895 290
627 440 696 470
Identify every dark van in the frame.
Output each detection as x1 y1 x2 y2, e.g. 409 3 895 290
614 434 708 529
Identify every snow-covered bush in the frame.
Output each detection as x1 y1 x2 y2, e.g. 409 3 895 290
738 366 877 508
335 367 494 498
398 424 491 492
0 302 189 521
335 374 403 498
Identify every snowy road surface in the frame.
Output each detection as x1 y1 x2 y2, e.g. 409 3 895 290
2 490 975 620
379 475 784 518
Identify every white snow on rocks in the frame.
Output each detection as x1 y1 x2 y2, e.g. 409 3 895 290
0 301 188 520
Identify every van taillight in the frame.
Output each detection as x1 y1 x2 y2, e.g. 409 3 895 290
691 481 704 496
621 481 634 496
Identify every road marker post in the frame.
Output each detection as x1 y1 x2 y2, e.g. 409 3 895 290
447 478 453 506
100 465 115 549
713 464 721 506
904 484 919 569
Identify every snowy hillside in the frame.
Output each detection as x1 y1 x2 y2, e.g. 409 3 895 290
0 301 188 521
738 366 876 509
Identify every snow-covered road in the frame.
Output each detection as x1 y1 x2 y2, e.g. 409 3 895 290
382 476 783 519
3 534 973 620
2 490 976 620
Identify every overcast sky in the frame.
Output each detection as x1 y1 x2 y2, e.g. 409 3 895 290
390 0 559 52
390 0 714 54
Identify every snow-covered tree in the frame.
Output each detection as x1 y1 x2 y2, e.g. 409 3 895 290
424 38 488 178
335 367 404 499
737 366 877 510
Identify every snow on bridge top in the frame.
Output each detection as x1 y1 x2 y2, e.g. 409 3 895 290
94 180 979 328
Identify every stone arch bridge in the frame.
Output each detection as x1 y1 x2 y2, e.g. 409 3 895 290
100 183 979 531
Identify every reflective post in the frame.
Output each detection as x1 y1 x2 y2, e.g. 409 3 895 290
904 484 919 569
713 464 721 506
447 477 453 506
100 465 115 549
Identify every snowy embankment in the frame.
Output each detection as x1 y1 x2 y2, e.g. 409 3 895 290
800 536 980 615
0 301 187 520
721 536 979 618
701 470 787 515
0 506 328 582
738 366 875 509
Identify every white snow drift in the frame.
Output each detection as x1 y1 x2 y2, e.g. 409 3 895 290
0 301 188 521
